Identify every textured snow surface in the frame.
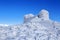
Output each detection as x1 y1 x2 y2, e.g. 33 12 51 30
0 24 9 26
0 9 60 40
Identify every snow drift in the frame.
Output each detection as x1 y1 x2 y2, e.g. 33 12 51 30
0 9 60 40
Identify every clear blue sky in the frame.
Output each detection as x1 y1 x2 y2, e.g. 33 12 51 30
0 0 60 24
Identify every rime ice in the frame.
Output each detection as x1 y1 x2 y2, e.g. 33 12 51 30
0 9 60 40
24 14 34 23
38 9 49 20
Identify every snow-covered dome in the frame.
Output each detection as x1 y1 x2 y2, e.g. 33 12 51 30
38 9 49 20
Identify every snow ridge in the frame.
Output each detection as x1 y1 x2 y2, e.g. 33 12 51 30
0 9 60 40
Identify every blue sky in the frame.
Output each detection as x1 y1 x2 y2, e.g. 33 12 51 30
0 0 60 24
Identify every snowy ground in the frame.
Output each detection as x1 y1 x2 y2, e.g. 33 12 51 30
0 9 60 40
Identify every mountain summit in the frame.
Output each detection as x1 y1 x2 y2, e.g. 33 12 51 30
0 9 60 40
24 9 49 23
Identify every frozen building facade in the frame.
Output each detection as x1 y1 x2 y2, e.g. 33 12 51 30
0 9 60 40
24 9 49 23
24 14 35 23
38 9 49 20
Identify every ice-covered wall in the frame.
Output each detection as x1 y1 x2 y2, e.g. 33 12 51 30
24 9 49 23
24 14 35 23
38 9 49 20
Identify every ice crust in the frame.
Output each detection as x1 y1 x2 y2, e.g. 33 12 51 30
38 9 49 20
0 9 60 40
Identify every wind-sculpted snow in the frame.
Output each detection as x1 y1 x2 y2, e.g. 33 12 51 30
0 9 60 40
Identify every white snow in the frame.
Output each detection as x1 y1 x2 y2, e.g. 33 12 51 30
0 9 60 40
0 24 9 26
38 9 49 20
24 14 34 23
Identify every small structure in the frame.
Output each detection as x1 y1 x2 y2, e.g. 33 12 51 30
24 14 34 23
38 9 49 20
